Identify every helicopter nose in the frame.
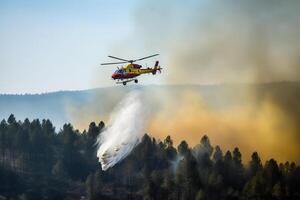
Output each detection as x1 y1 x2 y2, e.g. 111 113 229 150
112 73 118 79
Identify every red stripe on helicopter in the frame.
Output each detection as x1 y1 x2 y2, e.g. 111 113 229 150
112 73 139 79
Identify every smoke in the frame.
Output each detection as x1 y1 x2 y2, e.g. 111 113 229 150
67 84 300 165
134 0 300 84
171 155 184 173
96 90 147 170
67 1 300 165
129 0 300 163
148 87 300 163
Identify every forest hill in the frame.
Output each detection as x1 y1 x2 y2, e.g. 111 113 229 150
0 114 300 200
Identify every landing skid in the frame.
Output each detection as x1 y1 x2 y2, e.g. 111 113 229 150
116 79 138 85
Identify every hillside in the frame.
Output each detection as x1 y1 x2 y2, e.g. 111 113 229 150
1 82 299 130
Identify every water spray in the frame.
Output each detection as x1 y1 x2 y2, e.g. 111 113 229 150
96 90 147 170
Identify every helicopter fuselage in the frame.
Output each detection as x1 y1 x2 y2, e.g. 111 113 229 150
111 62 160 80
100 54 161 85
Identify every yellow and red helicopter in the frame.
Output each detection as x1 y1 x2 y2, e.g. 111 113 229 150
101 54 162 85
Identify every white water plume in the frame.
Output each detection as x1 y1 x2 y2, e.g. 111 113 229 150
96 90 147 171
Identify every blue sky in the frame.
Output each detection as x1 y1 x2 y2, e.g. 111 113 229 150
0 0 154 94
1 0 299 93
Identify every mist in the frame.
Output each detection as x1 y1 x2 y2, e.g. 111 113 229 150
96 90 148 170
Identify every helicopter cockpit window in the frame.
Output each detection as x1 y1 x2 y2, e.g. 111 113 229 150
115 69 124 74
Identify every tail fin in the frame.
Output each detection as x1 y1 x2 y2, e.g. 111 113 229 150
152 61 161 75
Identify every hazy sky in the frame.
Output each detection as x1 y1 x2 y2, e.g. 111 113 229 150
0 0 157 94
1 0 299 94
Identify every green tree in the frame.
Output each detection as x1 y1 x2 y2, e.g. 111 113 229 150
213 145 223 162
0 120 7 165
176 141 201 199
243 171 266 199
7 114 16 125
52 160 67 178
164 135 177 161
263 159 281 191
177 140 189 156
248 152 263 178
232 147 245 189
87 122 99 138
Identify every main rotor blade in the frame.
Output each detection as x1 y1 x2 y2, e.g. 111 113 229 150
101 61 128 65
133 54 159 62
108 55 130 62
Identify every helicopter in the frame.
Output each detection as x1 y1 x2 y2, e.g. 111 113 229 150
101 54 162 85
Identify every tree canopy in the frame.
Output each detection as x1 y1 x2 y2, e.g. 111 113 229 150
0 115 299 200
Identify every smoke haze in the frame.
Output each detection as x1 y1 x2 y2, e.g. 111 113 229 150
130 0 300 163
133 0 300 84
69 1 300 165
67 84 300 164
147 86 300 163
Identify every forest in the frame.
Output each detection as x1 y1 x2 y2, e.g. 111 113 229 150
0 114 300 200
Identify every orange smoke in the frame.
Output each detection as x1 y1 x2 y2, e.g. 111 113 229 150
148 90 300 164
67 84 300 164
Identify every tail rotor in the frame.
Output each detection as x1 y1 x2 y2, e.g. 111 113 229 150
152 61 162 75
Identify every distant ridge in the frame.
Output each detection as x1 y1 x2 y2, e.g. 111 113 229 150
0 82 299 129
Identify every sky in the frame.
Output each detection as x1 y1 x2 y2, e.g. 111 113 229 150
0 0 156 94
1 0 300 94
